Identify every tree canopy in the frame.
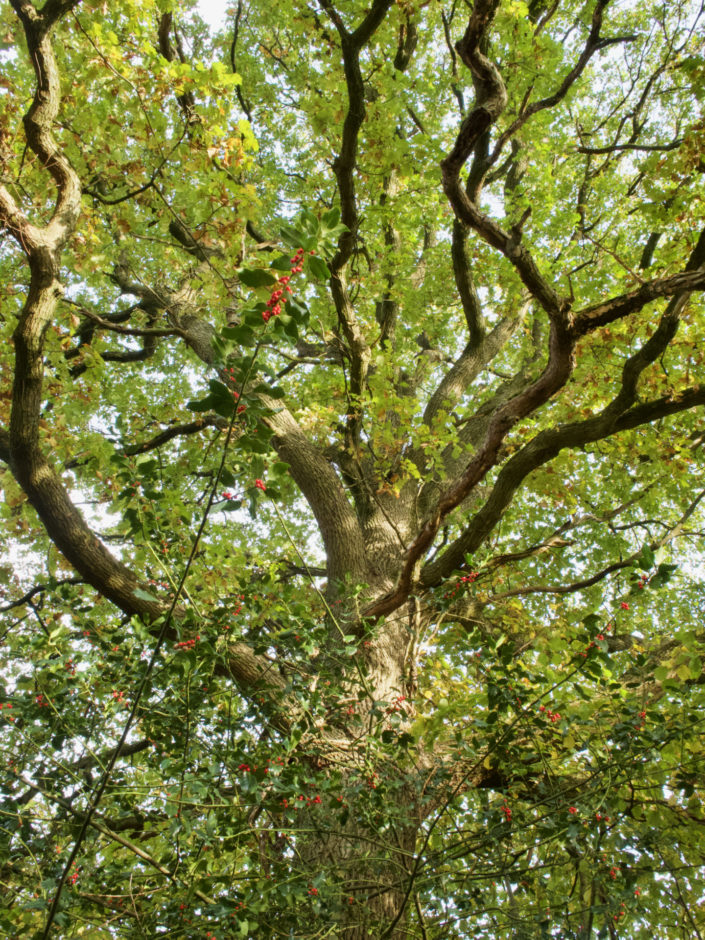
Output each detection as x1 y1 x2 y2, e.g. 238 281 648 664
1 0 705 936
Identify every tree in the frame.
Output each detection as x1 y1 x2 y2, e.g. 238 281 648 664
1 0 705 935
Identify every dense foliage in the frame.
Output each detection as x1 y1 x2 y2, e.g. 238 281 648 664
2 0 705 936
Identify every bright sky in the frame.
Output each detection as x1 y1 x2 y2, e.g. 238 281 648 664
197 0 229 28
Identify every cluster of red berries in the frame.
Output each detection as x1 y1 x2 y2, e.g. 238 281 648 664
111 690 126 703
282 794 323 808
68 865 79 886
385 694 406 715
148 578 170 589
261 249 308 323
594 811 611 822
255 478 266 492
501 800 512 821
230 388 247 414
443 571 479 600
580 632 606 658
538 705 561 723
1 703 14 722
174 635 200 650
221 594 245 629
634 709 647 731
308 885 319 897
35 694 50 708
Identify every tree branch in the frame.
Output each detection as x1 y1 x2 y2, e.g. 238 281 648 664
365 313 576 618
574 262 705 335
319 0 395 270
576 138 683 155
120 418 224 456
0 577 86 613
451 219 485 345
423 313 521 428
440 0 568 321
421 385 705 587
488 1 625 170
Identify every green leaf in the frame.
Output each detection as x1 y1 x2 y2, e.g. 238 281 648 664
238 267 278 288
306 254 331 281
279 224 306 248
222 324 256 345
133 588 159 602
270 254 292 271
187 397 215 412
321 207 340 230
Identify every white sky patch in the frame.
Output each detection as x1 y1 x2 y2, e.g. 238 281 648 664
197 0 229 29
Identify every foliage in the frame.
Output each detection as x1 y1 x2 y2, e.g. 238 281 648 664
1 0 705 936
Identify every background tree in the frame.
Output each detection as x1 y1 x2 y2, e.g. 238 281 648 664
1 0 705 936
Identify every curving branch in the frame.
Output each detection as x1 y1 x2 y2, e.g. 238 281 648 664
319 0 395 270
487 1 631 173
0 577 86 613
574 264 705 335
120 418 224 456
0 0 296 715
411 231 705 596
451 219 485 345
421 385 705 588
369 216 705 615
439 0 568 321
423 313 521 428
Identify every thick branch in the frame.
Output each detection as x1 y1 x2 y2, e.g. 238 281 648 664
440 0 568 320
421 386 705 586
365 317 576 618
320 0 395 270
423 314 520 427
1 3 291 713
574 239 705 335
451 219 485 344
7 0 82 249
121 418 223 456
111 258 369 585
